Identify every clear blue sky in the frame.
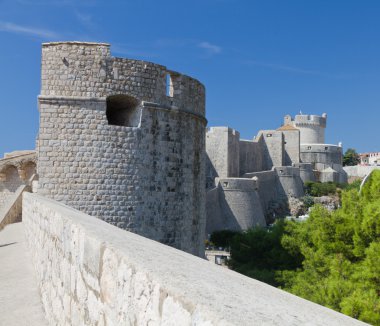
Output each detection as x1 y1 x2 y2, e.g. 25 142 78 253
0 0 379 155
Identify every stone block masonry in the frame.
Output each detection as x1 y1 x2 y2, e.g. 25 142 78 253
23 193 367 325
37 42 206 256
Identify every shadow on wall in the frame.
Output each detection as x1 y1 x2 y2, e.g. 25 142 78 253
206 155 217 189
206 185 243 234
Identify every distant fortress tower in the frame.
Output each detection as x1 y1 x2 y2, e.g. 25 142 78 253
37 42 206 256
284 113 327 144
284 112 346 183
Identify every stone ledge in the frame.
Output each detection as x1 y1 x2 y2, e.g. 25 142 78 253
37 96 208 123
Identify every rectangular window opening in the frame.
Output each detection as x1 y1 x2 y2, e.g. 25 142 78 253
166 74 174 97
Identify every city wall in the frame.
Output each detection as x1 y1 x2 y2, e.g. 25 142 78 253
23 193 365 326
242 170 278 214
344 165 380 178
206 178 266 234
239 139 263 175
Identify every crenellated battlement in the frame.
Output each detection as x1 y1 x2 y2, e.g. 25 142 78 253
41 42 205 116
284 113 327 144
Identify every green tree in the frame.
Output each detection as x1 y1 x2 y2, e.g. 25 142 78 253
228 171 380 324
279 170 380 325
209 230 239 248
343 148 361 166
304 181 337 196
229 221 302 286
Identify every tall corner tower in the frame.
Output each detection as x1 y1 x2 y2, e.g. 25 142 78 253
37 42 206 256
286 113 327 144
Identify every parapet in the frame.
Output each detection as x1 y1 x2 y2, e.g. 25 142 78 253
287 113 327 128
274 166 301 177
41 41 205 116
300 144 343 153
23 193 365 325
217 177 259 191
206 126 240 136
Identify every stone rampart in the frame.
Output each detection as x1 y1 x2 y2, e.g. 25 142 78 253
205 186 223 234
274 167 305 199
242 170 277 214
344 165 380 178
23 193 366 326
211 178 266 232
300 144 343 166
206 127 240 179
239 139 262 175
206 177 266 234
293 163 316 182
257 130 284 169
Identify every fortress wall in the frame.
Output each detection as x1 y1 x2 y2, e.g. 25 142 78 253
206 127 240 179
206 128 228 179
205 186 224 234
274 167 304 199
300 144 343 167
282 130 300 166
228 129 240 177
38 42 206 256
242 171 277 214
344 166 380 178
37 99 205 256
23 193 364 326
216 178 266 231
239 140 263 175
320 169 339 183
293 163 316 182
258 131 284 170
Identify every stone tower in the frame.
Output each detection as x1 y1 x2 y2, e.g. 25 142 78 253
37 42 206 256
284 113 327 144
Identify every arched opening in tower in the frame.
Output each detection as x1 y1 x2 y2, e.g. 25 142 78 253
1 165 22 192
106 94 141 127
21 161 37 182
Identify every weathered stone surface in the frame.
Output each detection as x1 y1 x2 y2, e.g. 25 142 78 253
23 193 367 326
37 42 206 256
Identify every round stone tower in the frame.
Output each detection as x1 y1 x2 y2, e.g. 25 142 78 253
37 42 206 256
285 113 327 144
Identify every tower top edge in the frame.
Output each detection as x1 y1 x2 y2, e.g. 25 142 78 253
42 41 110 47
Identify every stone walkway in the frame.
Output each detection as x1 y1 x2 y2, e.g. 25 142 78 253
0 222 47 326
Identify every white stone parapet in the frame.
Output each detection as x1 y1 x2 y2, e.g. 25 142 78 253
23 193 367 326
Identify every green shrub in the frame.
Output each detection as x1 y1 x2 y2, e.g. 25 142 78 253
210 230 240 248
304 181 337 197
302 195 314 208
